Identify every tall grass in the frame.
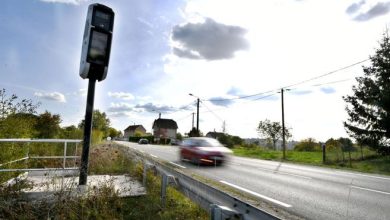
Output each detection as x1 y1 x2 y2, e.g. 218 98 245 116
0 142 208 219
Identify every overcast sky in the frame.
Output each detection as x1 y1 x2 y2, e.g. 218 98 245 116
1 0 389 141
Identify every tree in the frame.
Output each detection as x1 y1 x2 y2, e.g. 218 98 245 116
34 111 62 138
344 32 390 155
0 113 38 138
257 119 291 150
108 127 121 138
217 134 242 148
78 110 111 137
0 88 40 120
294 138 319 152
188 127 202 137
176 132 183 141
61 125 83 139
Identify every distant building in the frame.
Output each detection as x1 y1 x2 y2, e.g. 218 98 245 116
152 118 178 140
206 131 224 139
123 125 146 139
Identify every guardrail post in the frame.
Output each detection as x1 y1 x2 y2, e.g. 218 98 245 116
210 204 243 220
161 174 168 208
160 173 177 208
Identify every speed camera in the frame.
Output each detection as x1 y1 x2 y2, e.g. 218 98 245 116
79 4 114 81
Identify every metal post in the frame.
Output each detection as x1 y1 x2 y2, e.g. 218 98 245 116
196 98 200 136
74 143 78 167
281 88 286 160
161 174 168 208
322 143 326 164
63 141 67 169
79 78 97 185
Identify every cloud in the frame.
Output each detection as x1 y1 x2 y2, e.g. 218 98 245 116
347 1 390 21
171 18 249 60
227 87 244 96
290 90 313 96
40 0 89 4
34 92 66 103
74 89 87 97
135 103 177 113
108 92 135 100
107 102 133 112
320 87 336 94
208 97 235 107
108 112 133 118
346 1 366 14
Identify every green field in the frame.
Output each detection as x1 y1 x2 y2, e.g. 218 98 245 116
233 147 390 175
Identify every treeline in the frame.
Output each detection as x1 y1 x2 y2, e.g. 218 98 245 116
0 89 121 143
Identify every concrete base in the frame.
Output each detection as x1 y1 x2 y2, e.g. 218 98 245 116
10 170 146 201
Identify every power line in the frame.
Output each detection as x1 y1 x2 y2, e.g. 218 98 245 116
174 113 194 122
205 89 276 102
200 101 224 122
311 78 352 87
203 58 368 103
282 59 368 89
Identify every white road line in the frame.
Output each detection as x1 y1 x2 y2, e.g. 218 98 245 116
150 154 158 158
336 171 390 181
169 162 186 169
220 181 292 208
351 185 390 195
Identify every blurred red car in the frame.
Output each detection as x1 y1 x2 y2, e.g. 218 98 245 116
179 137 232 165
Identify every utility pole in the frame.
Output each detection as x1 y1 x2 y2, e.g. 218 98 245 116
281 88 286 160
196 98 200 135
189 93 200 136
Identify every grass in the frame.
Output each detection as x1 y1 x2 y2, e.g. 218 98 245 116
0 142 208 219
233 146 390 175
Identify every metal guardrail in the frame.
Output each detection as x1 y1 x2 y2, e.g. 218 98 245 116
0 139 82 172
127 147 281 220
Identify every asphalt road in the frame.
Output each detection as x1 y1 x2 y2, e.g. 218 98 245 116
116 141 390 220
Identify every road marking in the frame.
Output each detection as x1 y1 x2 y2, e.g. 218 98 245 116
220 181 292 208
150 154 158 158
336 171 390 181
351 185 390 195
169 162 186 169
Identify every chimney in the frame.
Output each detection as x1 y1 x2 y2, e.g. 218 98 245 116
159 113 161 119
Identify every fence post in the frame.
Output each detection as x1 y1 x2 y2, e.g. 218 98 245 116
322 143 326 164
74 143 78 167
63 142 68 169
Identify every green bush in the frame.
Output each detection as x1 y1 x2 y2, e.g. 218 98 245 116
294 138 321 152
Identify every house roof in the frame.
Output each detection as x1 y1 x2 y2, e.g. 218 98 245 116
124 125 145 132
152 118 178 129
